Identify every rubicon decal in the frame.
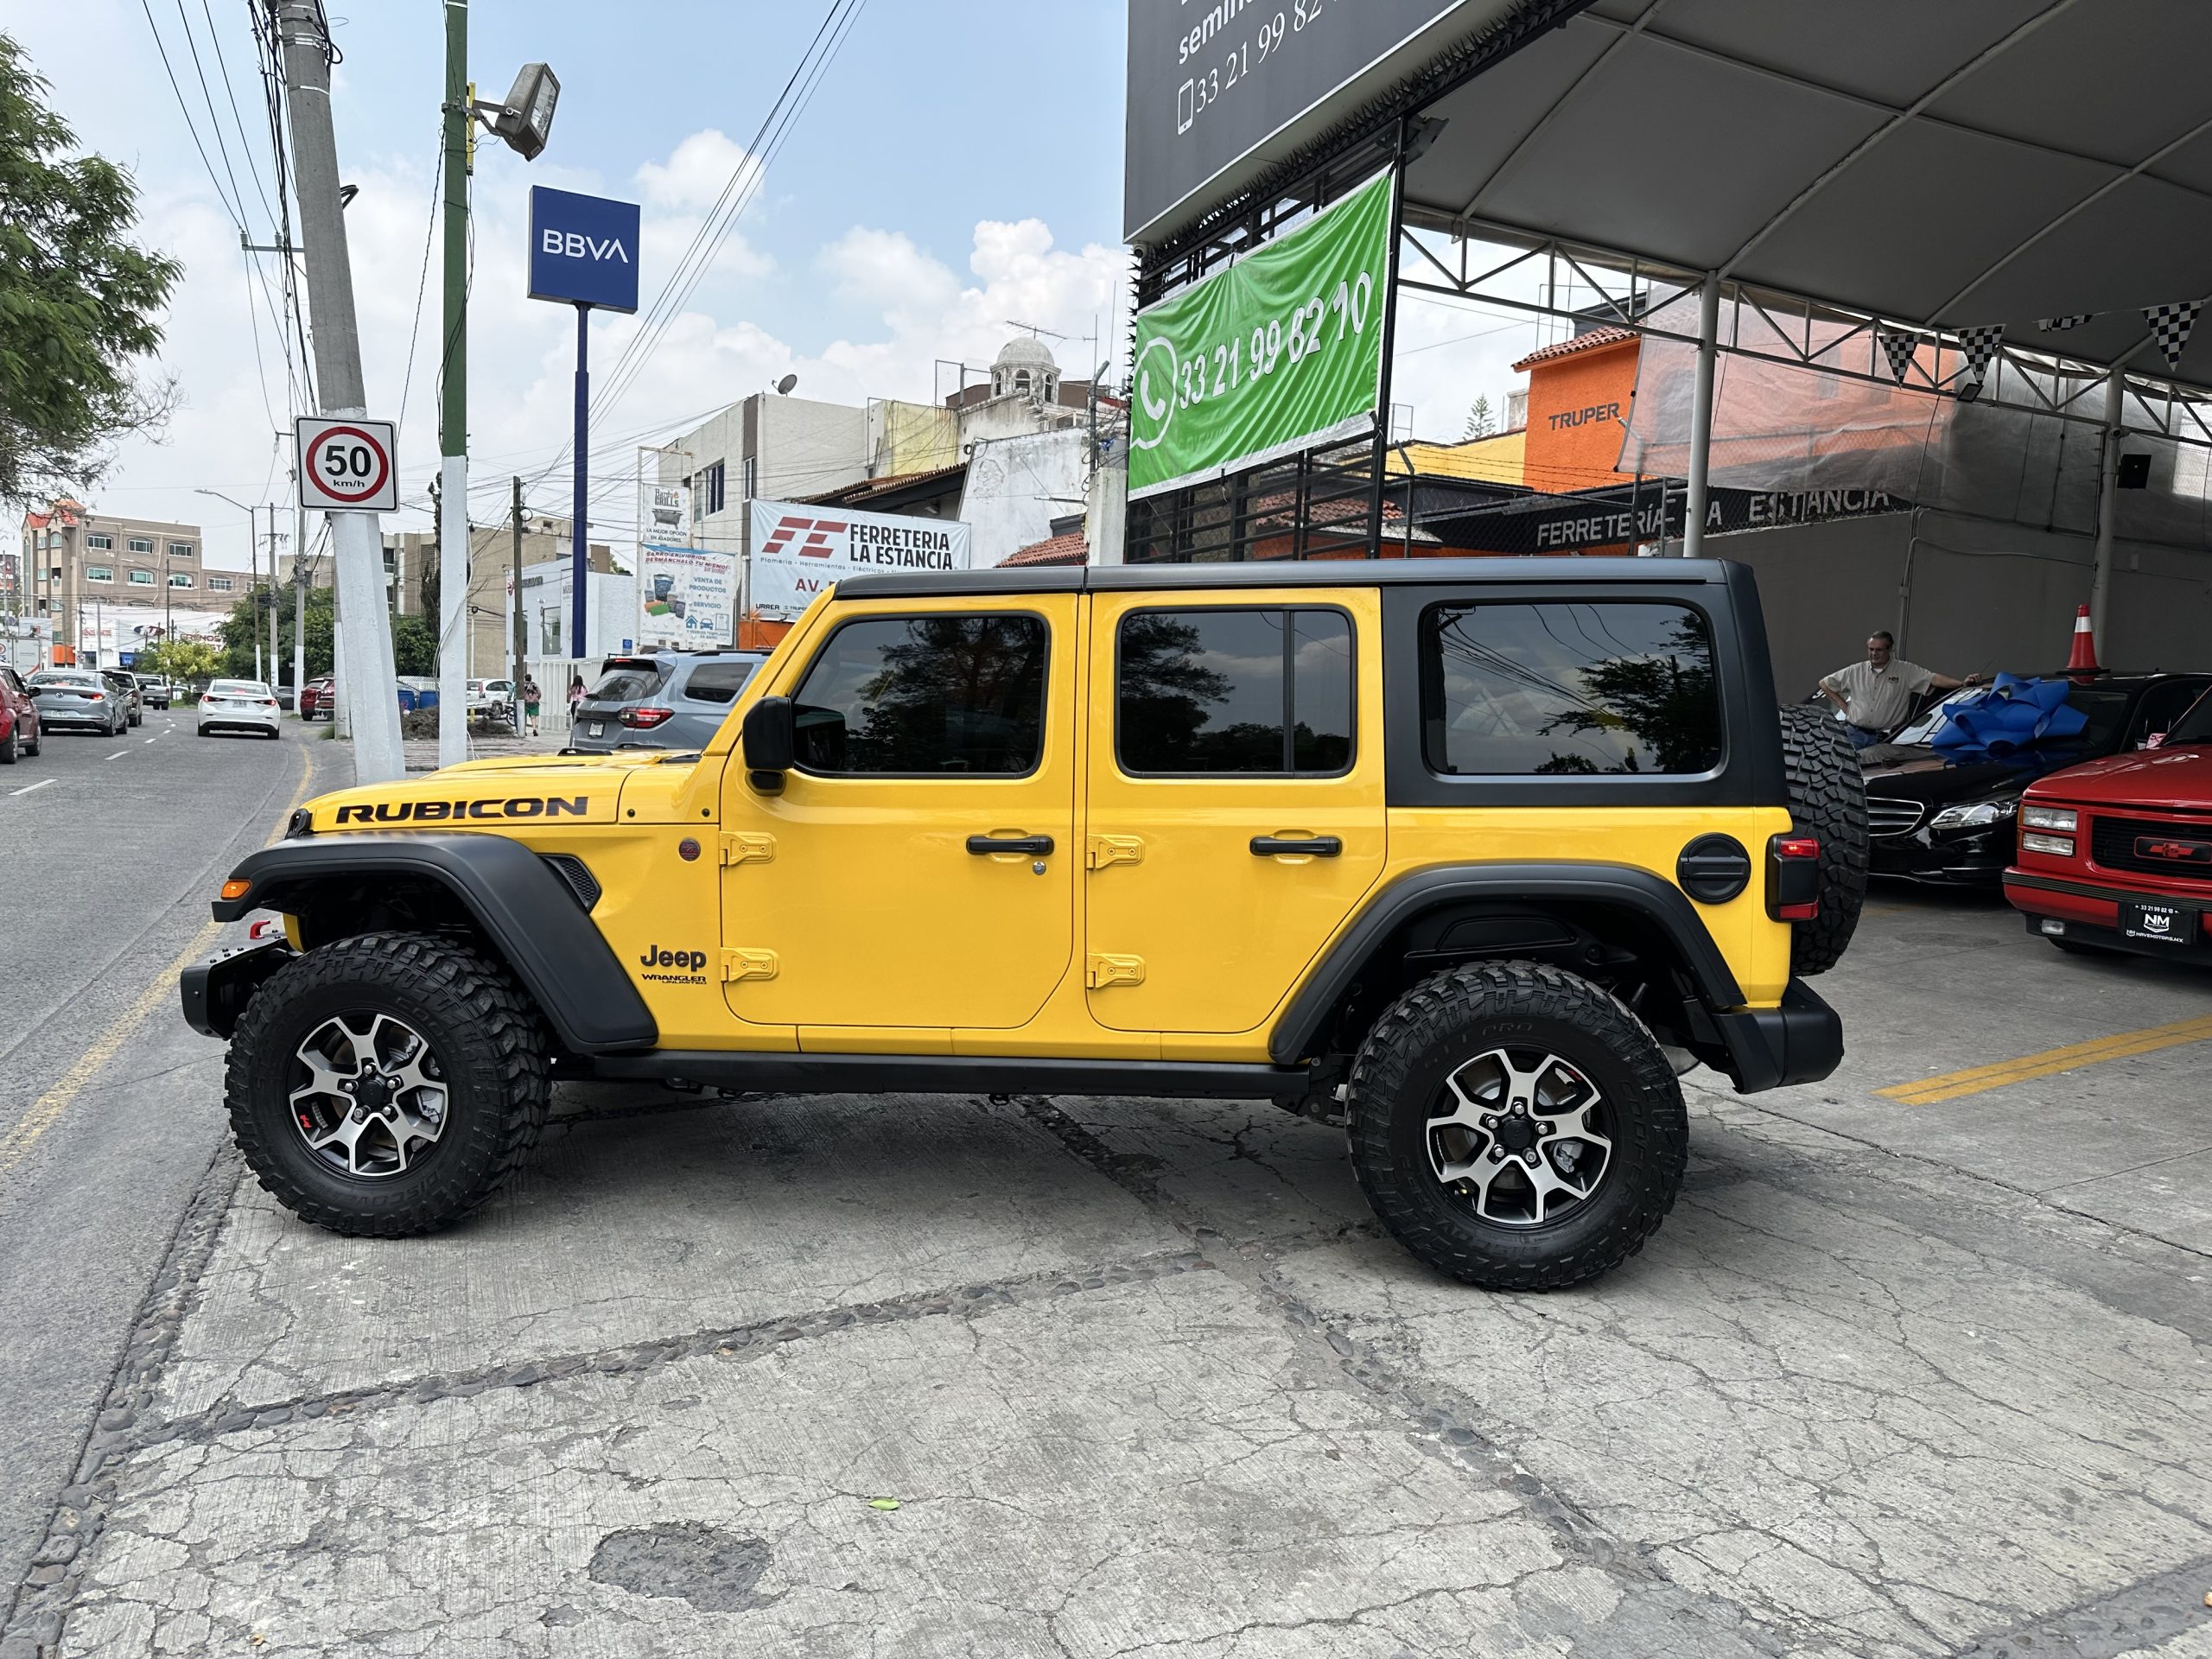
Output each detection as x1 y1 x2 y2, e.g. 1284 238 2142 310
330 796 593 824
639 944 709 986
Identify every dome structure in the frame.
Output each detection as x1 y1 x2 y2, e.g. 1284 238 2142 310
991 334 1059 402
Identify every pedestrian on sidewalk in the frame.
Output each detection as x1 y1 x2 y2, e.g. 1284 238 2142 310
522 675 542 737
1819 631 1979 749
568 674 586 726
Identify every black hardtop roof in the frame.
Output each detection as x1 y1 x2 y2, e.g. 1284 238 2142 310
836 556 1742 602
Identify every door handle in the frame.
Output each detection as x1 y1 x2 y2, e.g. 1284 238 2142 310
967 834 1055 856
1251 836 1342 857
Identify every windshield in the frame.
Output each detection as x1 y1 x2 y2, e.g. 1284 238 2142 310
1892 685 2133 752
2168 687 2212 745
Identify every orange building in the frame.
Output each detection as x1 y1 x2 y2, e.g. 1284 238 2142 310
1513 325 1643 497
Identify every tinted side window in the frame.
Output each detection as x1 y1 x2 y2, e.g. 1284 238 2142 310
2132 680 2205 741
1421 601 1722 777
680 661 757 704
793 613 1046 775
1117 607 1353 775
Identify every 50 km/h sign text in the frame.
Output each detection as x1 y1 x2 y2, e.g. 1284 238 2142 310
294 416 398 513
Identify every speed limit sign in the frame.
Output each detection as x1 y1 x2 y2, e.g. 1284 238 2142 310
295 416 399 512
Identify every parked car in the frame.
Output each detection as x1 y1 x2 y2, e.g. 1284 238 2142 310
1860 671 2211 884
197 678 283 739
2006 683 2212 963
136 676 175 709
568 650 768 753
0 664 42 762
99 667 143 728
300 677 335 720
28 669 127 735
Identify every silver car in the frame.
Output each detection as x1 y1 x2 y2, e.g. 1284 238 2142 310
569 651 767 753
28 669 129 735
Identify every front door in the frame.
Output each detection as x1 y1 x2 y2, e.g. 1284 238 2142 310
1083 590 1386 1035
721 596 1077 1033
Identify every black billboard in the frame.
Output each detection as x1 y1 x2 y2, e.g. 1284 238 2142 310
1124 0 1481 243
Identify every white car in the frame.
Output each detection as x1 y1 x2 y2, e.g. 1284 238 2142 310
198 678 283 740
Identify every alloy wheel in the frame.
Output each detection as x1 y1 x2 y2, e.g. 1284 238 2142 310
289 1012 448 1179
1425 1046 1615 1227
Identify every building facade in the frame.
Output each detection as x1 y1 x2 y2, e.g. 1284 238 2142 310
16 502 213 665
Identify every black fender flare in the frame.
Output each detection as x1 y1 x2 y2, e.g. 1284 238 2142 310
210 834 657 1053
1268 861 1745 1065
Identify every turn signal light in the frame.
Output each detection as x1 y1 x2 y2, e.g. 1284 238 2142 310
219 878 252 900
620 707 675 728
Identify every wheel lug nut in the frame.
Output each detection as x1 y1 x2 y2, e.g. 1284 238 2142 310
1490 1147 1504 1161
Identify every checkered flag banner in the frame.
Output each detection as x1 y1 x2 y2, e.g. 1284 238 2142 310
2143 299 2204 370
2037 314 2094 331
1877 327 1918 385
1956 324 2004 388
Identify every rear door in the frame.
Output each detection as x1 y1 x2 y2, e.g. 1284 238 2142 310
1081 589 1386 1035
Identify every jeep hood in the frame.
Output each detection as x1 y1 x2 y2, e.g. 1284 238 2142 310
301 749 702 831
2024 743 2212 811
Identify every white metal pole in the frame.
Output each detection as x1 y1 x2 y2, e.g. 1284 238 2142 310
1681 273 1720 559
2089 365 2123 647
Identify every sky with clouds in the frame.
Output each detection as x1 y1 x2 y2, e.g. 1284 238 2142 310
5 0 1548 572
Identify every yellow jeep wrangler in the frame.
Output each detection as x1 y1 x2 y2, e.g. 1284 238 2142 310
186 558 1863 1289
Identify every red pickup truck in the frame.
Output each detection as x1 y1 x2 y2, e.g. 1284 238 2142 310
2005 688 2212 964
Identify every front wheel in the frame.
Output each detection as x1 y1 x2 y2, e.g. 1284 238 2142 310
0 727 16 764
1345 960 1688 1292
226 933 550 1236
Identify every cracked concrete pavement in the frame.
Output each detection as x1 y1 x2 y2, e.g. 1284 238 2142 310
6 889 2210 1656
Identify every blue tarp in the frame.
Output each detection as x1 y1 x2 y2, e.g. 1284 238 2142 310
1926 674 2088 761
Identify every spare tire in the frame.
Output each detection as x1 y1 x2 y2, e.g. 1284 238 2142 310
1777 704 1868 976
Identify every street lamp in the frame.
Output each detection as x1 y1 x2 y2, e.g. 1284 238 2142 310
475 62 560 161
195 488 271 681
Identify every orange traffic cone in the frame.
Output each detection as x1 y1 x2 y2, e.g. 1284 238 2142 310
2064 603 2100 674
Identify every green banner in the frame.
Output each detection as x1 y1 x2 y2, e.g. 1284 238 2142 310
1128 169 1394 500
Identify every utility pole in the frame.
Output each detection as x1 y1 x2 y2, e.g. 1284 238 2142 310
275 0 404 782
435 0 470 766
249 506 263 679
266 507 282 690
512 476 526 734
292 464 307 715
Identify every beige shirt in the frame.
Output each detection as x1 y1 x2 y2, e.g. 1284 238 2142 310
1822 658 1936 731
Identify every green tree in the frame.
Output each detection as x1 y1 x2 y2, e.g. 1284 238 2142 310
214 584 339 681
138 638 222 685
0 34 181 500
390 613 436 677
1462 395 1496 442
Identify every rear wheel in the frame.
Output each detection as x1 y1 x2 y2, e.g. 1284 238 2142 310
1345 960 1688 1292
226 933 550 1236
1777 704 1868 976
0 727 16 764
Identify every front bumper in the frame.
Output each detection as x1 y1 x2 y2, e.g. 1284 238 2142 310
1869 824 2012 885
2004 871 2212 964
180 938 297 1039
1708 979 1844 1093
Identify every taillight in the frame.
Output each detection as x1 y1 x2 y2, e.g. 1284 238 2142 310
86 691 104 701
619 707 674 728
260 699 277 707
1768 833 1821 921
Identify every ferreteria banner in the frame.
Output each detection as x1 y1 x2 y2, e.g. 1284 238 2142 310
748 499 973 622
1129 168 1394 501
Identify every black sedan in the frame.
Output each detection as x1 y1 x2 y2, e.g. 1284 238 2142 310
1860 671 2211 884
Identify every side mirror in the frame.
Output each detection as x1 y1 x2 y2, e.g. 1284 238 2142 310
741 696 795 789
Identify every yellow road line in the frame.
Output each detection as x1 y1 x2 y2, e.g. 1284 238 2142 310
1878 1014 2212 1105
0 739 316 1176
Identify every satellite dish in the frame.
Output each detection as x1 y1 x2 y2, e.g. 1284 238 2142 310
774 374 798 396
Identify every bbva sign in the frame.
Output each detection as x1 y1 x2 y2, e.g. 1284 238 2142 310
527 185 640 315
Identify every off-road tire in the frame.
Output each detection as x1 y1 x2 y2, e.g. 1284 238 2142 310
1777 704 1868 976
226 932 550 1236
1345 959 1688 1292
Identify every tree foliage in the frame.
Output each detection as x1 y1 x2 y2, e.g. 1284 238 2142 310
1462 395 1496 442
217 584 335 682
137 638 223 684
0 34 181 502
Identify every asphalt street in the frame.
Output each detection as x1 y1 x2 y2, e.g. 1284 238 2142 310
0 708 326 1606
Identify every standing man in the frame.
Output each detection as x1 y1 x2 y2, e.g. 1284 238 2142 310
1820 631 1980 748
